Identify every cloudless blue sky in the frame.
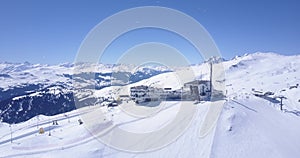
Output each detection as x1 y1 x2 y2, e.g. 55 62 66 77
0 0 299 65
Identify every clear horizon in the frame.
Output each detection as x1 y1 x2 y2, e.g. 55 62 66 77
0 0 299 65
0 51 296 66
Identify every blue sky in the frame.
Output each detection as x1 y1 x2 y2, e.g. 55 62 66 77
0 0 299 65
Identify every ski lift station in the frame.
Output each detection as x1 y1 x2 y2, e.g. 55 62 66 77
129 79 212 103
130 63 213 103
183 80 211 101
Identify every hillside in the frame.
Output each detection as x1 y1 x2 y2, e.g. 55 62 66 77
0 62 170 123
0 52 300 157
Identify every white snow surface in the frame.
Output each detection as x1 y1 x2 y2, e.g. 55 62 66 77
1 52 300 157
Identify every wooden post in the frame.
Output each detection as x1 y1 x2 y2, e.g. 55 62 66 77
36 115 39 129
277 96 286 111
280 97 283 111
280 98 283 111
10 124 12 143
49 122 51 136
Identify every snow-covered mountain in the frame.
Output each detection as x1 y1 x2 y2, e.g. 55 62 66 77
0 62 171 123
0 52 300 158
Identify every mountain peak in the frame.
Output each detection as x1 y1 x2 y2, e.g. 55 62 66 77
205 56 226 64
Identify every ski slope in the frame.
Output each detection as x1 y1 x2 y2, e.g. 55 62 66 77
0 52 300 157
212 96 300 158
0 101 218 158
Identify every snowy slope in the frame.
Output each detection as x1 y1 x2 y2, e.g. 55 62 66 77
0 101 218 158
0 52 300 157
212 96 300 158
0 62 170 124
0 62 170 91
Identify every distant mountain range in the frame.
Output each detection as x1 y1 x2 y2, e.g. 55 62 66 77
0 62 170 123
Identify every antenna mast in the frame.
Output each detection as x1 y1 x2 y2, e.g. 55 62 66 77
210 62 213 93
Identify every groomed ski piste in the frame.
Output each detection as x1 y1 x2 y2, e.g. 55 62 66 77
1 52 300 158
